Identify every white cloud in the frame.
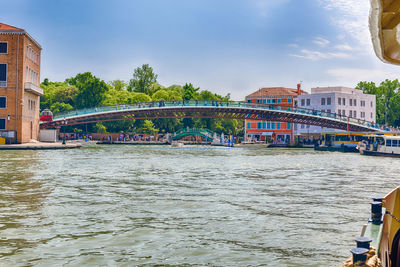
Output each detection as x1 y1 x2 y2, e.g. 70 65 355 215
313 37 330 47
251 0 290 17
318 0 372 52
290 49 351 60
326 67 399 82
334 44 353 51
288 43 299 48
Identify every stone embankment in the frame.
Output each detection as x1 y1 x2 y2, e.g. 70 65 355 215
0 142 81 150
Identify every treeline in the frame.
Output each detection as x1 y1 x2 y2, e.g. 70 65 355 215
40 64 242 135
356 79 400 127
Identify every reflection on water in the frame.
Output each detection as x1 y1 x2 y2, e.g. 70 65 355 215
0 151 49 259
0 146 399 266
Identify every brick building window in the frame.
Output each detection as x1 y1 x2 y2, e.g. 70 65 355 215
306 99 310 106
287 122 291 129
0 43 7 54
301 99 305 106
321 98 326 105
257 122 262 129
0 97 6 108
247 122 251 129
354 111 357 118
338 97 341 105
0 118 5 130
0 64 6 87
327 97 331 105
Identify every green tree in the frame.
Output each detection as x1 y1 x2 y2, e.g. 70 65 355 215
198 90 218 100
42 78 49 86
108 80 127 91
152 89 170 101
379 79 400 125
66 72 109 109
54 86 78 106
128 64 158 94
356 79 400 125
148 82 165 96
182 83 200 100
94 122 108 133
49 102 73 114
40 80 77 110
141 120 159 134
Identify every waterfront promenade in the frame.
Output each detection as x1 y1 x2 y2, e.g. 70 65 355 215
0 142 81 150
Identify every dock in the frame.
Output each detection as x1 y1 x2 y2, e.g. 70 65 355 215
0 142 82 150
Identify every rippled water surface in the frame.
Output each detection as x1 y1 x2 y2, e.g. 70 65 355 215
1 145 399 266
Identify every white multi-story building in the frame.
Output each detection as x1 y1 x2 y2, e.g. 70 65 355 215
294 86 376 134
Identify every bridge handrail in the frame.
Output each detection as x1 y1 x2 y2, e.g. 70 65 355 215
173 128 215 138
51 100 384 130
172 127 218 140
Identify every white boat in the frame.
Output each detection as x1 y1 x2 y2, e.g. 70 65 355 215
358 135 400 157
171 142 184 147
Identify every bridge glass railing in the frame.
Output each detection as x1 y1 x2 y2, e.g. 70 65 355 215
52 100 383 130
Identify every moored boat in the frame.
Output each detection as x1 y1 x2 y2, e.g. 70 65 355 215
358 135 400 157
315 132 370 153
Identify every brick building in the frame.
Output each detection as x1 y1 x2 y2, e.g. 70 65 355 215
0 22 43 143
244 85 307 143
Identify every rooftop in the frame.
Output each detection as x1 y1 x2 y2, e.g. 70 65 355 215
311 86 363 94
0 22 41 49
0 22 24 32
246 87 307 99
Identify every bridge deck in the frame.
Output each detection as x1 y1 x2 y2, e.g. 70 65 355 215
41 100 384 132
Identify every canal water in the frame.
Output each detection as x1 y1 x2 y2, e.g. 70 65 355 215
0 145 399 266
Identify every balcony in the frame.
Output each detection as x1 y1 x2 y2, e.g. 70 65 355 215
24 82 43 96
0 81 6 88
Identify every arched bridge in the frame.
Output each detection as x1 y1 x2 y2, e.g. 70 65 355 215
40 100 384 132
172 128 217 142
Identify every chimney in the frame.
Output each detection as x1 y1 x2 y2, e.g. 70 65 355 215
297 83 301 95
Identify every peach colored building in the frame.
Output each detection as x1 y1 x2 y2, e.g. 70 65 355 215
245 85 307 143
0 22 43 143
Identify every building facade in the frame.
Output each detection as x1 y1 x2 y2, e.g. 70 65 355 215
294 86 376 135
0 22 43 143
244 85 307 143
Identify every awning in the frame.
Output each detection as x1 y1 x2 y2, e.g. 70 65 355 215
262 132 273 136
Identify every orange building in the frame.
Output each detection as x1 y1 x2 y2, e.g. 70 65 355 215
0 22 42 143
244 85 307 143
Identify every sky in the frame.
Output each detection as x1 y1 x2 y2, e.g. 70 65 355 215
2 0 399 100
